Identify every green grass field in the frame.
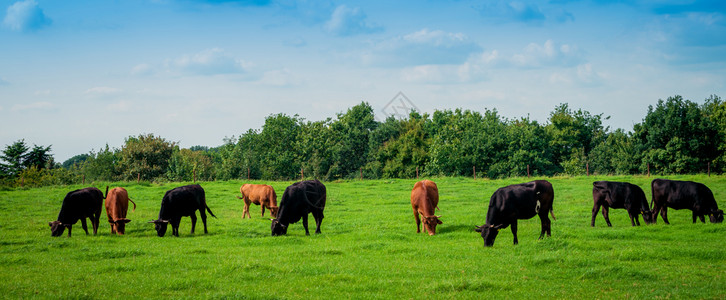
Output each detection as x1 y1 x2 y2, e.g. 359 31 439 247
0 175 724 299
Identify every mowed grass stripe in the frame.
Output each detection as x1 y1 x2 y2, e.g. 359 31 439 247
0 175 724 299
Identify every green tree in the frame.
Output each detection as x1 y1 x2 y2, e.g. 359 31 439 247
81 144 120 181
62 154 90 169
297 119 337 179
427 108 506 177
1 140 29 177
328 102 377 178
118 134 176 181
373 111 429 178
702 95 726 173
167 147 215 181
257 114 302 180
23 144 53 170
489 117 554 178
634 95 718 174
546 103 608 175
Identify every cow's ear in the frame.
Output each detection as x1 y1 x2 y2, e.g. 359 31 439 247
120 219 131 224
492 224 505 230
48 222 53 227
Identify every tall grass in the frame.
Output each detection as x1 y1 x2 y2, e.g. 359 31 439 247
0 175 724 298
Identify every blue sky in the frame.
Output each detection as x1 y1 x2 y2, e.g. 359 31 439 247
1 0 724 162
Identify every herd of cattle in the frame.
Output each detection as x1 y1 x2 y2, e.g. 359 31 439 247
48 178 723 246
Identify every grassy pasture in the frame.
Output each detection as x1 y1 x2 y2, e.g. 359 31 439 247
0 175 724 299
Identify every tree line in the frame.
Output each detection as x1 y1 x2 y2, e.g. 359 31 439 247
1 95 723 187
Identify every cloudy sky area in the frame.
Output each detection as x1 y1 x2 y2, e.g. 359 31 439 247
1 0 725 162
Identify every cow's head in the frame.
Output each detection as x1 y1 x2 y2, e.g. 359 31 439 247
269 206 279 218
709 209 724 223
641 210 654 224
423 215 442 235
270 219 287 236
148 219 169 237
111 218 132 235
476 224 504 247
48 221 69 237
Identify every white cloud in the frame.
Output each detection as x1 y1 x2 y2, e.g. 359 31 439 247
166 48 249 76
85 87 122 95
325 5 382 36
131 64 154 76
2 0 51 32
11 101 55 112
511 40 583 68
368 29 482 66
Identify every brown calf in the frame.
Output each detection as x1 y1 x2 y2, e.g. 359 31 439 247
411 180 442 235
237 184 278 218
105 187 136 235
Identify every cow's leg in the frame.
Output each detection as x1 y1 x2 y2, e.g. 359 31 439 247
172 219 181 237
110 222 116 234
539 214 551 239
312 210 324 234
92 214 100 235
242 202 250 219
67 226 72 237
413 210 421 233
698 214 706 223
80 218 90 235
511 221 518 245
634 214 640 226
651 204 660 224
302 214 310 236
261 205 266 217
661 207 670 224
591 203 601 227
602 206 612 227
190 213 197 234
628 211 637 226
199 208 208 234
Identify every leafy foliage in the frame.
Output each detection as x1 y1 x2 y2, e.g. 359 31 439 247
2 96 725 187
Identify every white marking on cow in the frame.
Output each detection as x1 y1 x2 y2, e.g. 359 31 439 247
535 200 541 214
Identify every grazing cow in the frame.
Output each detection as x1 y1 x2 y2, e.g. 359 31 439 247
236 184 278 218
475 180 556 247
148 184 217 237
591 181 653 227
410 180 442 235
271 180 326 236
49 187 104 237
651 179 724 224
105 187 137 235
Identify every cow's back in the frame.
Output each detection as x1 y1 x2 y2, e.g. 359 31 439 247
106 187 129 221
411 180 438 211
160 185 205 219
242 184 277 206
59 187 103 223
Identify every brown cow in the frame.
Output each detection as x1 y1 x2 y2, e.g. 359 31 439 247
236 184 278 218
411 180 442 235
105 187 137 235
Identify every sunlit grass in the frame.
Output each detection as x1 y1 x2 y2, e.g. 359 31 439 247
0 175 724 298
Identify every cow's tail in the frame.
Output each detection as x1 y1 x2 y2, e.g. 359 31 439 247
128 198 137 212
550 207 557 221
206 205 217 218
104 186 109 199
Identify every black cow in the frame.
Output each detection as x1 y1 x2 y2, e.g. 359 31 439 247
651 179 724 224
49 187 104 237
148 184 217 237
271 180 326 236
475 180 555 247
591 181 653 227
